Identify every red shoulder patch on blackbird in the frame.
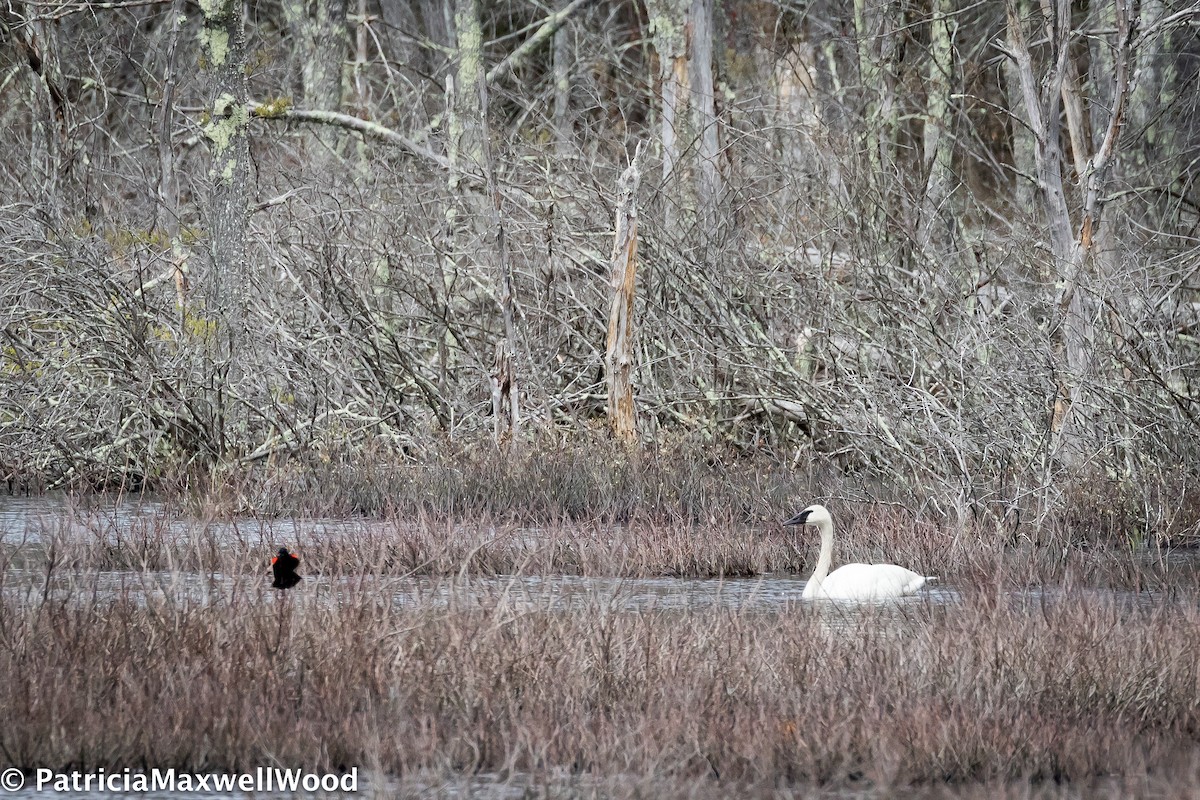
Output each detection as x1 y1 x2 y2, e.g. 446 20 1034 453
272 548 302 589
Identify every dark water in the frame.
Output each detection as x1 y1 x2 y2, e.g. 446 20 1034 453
3 564 934 612
0 494 946 611
0 494 1178 614
0 493 387 547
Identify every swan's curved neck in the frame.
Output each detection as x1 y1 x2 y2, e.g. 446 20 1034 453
808 518 834 589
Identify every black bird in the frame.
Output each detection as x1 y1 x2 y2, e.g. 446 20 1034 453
271 547 302 589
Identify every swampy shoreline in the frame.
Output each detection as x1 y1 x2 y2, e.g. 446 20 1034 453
3 479 1200 799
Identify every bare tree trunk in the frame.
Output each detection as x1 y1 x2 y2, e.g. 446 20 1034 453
282 0 347 111
200 0 250 457
156 0 188 316
916 0 957 256
448 0 483 187
1004 0 1078 462
1003 1 1075 256
479 69 521 443
688 0 722 232
1058 5 1090 179
410 0 454 95
606 144 646 444
353 0 370 116
1001 0 1037 216
1003 0 1133 469
553 0 573 157
1126 0 1185 233
647 0 724 236
1083 0 1120 287
16 5 70 216
155 1 182 234
854 0 900 212
646 0 690 234
1127 0 1163 169
769 42 845 218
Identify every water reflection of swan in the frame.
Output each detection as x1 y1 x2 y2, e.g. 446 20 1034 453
783 504 935 601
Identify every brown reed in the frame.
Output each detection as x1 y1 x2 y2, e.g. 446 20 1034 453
3 550 1200 794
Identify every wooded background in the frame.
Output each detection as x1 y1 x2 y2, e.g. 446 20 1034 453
2 0 1199 523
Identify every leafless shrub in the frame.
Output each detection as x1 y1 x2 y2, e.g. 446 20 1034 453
2 2 1200 542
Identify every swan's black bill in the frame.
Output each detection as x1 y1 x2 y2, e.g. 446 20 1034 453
782 510 812 526
271 548 302 590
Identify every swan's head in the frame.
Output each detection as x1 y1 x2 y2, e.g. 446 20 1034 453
782 503 830 527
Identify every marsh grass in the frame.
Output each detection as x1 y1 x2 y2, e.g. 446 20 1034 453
4 496 1200 796
178 437 809 525
158 438 1200 552
3 555 1200 793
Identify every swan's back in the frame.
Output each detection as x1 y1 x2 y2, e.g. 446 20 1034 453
804 563 931 601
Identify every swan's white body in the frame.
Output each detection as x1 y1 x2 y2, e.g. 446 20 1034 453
784 504 934 601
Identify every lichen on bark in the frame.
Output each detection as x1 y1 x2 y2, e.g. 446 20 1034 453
202 93 248 158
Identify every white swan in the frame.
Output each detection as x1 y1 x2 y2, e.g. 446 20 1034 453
783 504 935 601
